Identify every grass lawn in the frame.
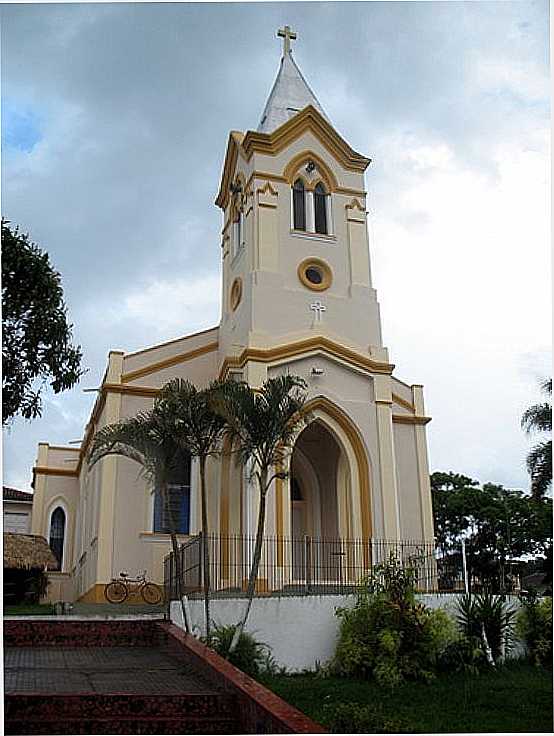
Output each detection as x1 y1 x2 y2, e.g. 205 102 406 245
260 661 553 733
4 603 54 616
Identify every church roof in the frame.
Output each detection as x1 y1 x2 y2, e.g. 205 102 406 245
257 50 329 134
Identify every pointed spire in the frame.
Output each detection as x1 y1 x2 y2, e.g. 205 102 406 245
257 26 329 134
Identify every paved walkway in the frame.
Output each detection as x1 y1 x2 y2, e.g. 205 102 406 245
4 645 216 694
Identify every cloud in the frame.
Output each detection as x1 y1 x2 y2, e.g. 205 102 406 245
1 1 549 494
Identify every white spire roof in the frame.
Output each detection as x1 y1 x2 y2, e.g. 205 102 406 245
257 49 329 134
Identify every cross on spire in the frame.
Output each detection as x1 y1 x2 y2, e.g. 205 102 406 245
277 25 297 55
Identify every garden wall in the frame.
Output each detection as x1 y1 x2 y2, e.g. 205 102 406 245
170 594 524 671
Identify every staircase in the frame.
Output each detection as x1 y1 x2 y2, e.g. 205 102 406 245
4 620 241 735
4 617 325 734
5 693 241 734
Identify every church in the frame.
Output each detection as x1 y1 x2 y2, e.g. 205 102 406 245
30 27 435 603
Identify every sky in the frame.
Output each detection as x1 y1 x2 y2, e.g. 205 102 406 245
1 1 550 494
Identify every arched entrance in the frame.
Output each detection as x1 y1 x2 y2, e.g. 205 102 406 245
290 421 344 581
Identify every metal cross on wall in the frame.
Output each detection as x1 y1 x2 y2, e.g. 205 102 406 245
310 301 327 322
277 25 297 55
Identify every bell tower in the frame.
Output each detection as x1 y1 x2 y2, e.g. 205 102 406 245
216 27 390 371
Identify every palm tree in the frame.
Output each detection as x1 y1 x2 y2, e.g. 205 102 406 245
156 379 228 643
213 375 308 652
521 378 552 499
88 405 191 631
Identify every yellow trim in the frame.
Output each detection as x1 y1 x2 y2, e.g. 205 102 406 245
391 393 416 413
216 106 370 210
215 131 245 209
34 466 79 478
219 337 394 380
121 342 219 383
230 278 243 312
276 475 284 566
392 414 431 425
220 438 232 578
104 383 159 397
283 151 338 191
297 257 333 292
241 106 371 171
77 583 106 604
125 326 219 359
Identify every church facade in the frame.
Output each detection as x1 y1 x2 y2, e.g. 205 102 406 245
31 28 434 603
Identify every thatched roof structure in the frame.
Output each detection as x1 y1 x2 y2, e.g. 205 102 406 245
3 533 58 571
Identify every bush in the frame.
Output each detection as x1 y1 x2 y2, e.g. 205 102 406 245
333 554 457 687
455 593 517 664
324 702 413 733
206 623 277 678
517 593 552 669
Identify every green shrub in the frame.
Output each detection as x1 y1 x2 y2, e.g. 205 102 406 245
437 634 486 675
517 593 552 669
333 554 457 687
455 593 517 664
324 702 413 733
206 623 277 678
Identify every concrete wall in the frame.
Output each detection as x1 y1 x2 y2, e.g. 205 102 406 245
171 594 524 672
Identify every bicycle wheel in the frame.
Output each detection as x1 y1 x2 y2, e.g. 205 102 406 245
141 582 163 605
105 581 128 604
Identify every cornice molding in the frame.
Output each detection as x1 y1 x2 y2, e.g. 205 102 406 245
121 341 219 383
216 106 370 211
219 336 394 379
392 414 431 425
33 466 79 478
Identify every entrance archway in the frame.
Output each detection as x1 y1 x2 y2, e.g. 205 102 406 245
290 421 343 580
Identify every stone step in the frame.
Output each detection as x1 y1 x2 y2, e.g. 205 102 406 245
5 715 242 735
5 692 237 720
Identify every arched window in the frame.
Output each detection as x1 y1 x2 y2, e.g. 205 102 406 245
292 179 306 231
153 450 191 534
49 507 66 571
314 182 328 235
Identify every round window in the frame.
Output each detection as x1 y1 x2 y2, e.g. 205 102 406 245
305 267 323 285
230 278 242 311
297 258 332 292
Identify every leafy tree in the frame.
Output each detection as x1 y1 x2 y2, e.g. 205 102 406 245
431 471 552 592
156 379 228 643
88 402 191 631
2 219 83 424
521 378 552 498
213 375 308 653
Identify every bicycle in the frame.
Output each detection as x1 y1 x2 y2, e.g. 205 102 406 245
104 570 163 605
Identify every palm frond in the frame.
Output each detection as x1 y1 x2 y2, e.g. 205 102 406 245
521 402 552 434
526 440 552 499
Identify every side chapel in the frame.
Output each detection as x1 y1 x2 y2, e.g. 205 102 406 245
31 28 435 602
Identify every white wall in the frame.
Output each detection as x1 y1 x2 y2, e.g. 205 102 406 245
171 594 524 672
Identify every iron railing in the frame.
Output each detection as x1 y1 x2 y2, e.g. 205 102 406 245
164 534 444 600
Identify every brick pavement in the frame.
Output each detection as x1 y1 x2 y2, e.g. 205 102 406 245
4 645 217 694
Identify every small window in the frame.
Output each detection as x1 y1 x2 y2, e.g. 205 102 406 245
49 507 66 571
153 451 191 534
293 179 306 231
314 182 328 235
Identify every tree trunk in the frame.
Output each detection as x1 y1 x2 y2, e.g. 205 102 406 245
229 468 268 655
199 456 211 643
162 480 190 633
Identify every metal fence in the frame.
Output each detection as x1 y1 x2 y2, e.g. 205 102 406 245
164 534 445 600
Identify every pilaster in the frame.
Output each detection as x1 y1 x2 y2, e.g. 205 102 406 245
412 385 434 540
31 443 49 535
95 351 124 583
374 374 400 540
